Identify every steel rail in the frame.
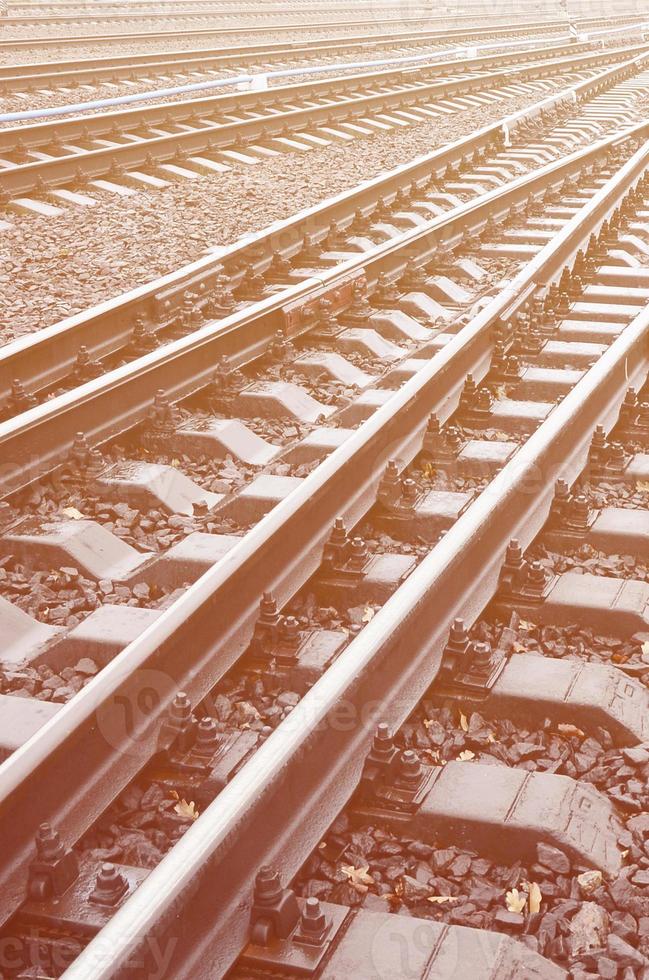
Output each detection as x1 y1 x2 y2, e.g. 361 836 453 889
0 48 608 201
0 4 643 28
0 13 629 52
1 124 647 961
0 52 641 416
72 206 649 980
0 32 601 101
0 117 643 502
3 38 638 154
0 9 488 27
0 40 630 159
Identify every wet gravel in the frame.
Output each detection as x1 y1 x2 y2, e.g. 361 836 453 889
0 556 179 629
295 813 649 977
475 615 648 675
292 654 649 977
0 89 555 343
583 481 649 511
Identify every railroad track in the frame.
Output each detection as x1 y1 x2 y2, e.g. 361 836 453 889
0 29 600 97
2 42 639 218
1 11 643 52
0 38 649 978
0 48 645 405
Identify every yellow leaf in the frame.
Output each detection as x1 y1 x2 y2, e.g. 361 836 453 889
341 864 374 893
459 712 469 732
174 799 199 820
61 506 83 520
487 732 496 743
524 880 542 913
170 458 180 468
621 848 629 859
505 888 527 914
427 895 459 904
636 481 649 492
557 723 585 738
457 750 475 761
362 606 375 623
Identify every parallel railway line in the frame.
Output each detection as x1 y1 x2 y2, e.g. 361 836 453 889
2 43 640 212
2 11 646 53
0 31 603 96
0 49 644 415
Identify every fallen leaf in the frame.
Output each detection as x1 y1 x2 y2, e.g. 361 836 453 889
170 458 180 468
341 864 374 893
427 895 459 904
642 641 649 658
362 606 375 623
512 641 527 653
174 799 199 821
524 880 542 913
636 481 649 492
518 620 534 632
487 733 496 743
505 888 527 913
457 750 475 761
459 711 469 732
621 849 629 860
61 506 83 520
557 723 585 738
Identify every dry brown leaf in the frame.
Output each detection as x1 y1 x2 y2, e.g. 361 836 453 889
457 750 475 761
341 864 374 893
427 895 459 904
61 506 83 520
557 723 585 738
459 712 469 732
362 606 375 623
174 799 199 821
524 880 542 913
505 888 527 914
